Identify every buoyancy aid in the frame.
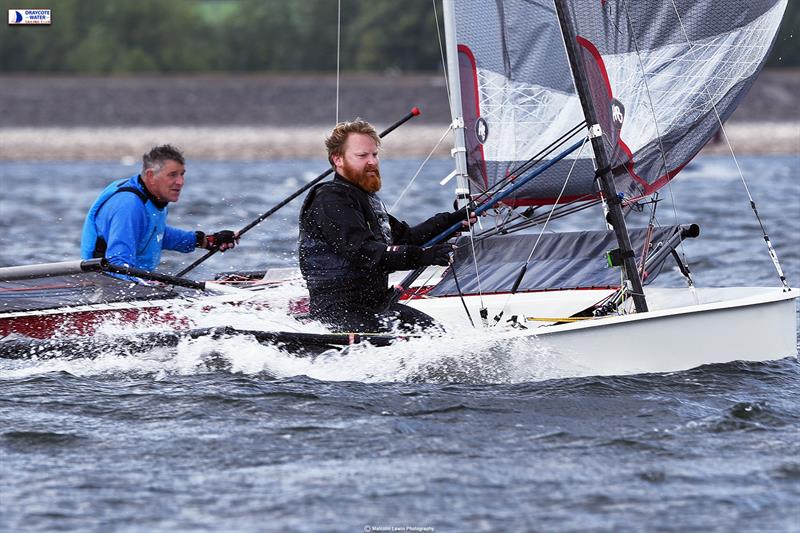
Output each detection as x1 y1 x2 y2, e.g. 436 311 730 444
80 175 169 271
298 177 392 287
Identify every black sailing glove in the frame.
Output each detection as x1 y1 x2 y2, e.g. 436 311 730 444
443 209 477 232
382 243 454 270
419 243 453 266
203 230 238 251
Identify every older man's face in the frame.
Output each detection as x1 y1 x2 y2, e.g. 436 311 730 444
143 159 185 203
333 133 381 193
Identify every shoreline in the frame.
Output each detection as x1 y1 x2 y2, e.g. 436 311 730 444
0 122 797 161
1 71 797 160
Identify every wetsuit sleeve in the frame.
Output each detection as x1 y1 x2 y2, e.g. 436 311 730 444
307 187 446 272
163 225 198 253
391 212 455 246
95 193 148 267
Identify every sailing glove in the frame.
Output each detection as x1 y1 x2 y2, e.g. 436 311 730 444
198 230 238 251
445 209 477 231
419 243 453 266
382 243 453 270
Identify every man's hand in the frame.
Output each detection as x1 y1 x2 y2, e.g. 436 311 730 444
204 230 239 251
446 209 477 231
419 243 453 266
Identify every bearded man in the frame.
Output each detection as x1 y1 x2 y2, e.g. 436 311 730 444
298 119 473 333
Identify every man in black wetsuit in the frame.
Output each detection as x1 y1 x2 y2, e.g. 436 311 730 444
298 119 473 333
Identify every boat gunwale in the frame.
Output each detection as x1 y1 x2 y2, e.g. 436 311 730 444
495 287 798 338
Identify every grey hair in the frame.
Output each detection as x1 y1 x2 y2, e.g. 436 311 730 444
142 144 184 174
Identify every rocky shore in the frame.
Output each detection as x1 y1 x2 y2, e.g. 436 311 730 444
0 71 797 160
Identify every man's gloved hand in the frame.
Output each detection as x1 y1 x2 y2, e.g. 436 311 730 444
445 209 477 231
419 243 453 266
203 230 239 251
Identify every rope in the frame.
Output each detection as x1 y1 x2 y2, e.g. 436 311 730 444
464 202 485 313
451 263 475 327
668 0 790 290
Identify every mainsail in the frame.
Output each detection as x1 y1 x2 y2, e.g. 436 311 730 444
453 0 786 206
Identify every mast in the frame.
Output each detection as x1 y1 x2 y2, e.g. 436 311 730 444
553 0 648 313
442 0 471 208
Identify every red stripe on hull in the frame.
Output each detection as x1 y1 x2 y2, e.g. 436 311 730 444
0 307 191 339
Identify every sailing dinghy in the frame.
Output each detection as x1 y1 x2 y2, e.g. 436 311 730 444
394 0 798 375
1 0 797 377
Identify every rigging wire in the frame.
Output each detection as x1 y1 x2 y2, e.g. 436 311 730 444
335 0 342 124
638 192 657 280
470 121 586 206
389 124 453 212
491 136 589 326
473 196 600 241
402 267 442 302
432 0 485 317
433 0 453 113
667 0 790 290
491 204 518 237
452 122 588 320
619 0 695 289
464 201 486 317
450 263 476 327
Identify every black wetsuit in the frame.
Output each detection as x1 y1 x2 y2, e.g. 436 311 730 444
298 174 456 333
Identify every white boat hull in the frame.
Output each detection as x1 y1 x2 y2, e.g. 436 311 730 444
3 260 796 378
410 287 798 377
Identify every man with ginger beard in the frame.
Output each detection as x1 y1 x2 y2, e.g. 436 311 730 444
298 119 474 333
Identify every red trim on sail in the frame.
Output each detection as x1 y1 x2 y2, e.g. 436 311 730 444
651 159 690 191
576 36 612 99
618 135 691 195
575 36 687 197
618 140 652 192
457 44 489 189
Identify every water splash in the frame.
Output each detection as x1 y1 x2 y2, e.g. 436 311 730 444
2 317 595 384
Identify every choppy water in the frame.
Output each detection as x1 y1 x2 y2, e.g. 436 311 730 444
1 155 799 531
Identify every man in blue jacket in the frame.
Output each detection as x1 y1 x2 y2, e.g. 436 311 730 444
81 144 237 272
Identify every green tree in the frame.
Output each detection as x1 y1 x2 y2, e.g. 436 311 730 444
345 0 442 71
219 0 341 71
1 0 219 72
0 0 795 72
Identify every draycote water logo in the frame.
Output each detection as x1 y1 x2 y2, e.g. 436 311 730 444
8 9 51 25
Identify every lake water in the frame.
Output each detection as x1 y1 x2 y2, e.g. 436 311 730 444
1 155 799 531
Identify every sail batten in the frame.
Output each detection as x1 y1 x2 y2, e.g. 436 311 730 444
451 0 786 205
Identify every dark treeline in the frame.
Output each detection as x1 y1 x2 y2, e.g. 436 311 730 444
1 0 796 73
0 0 445 72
